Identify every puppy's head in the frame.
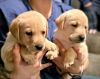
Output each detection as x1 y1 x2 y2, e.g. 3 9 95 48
10 11 48 52
56 9 88 43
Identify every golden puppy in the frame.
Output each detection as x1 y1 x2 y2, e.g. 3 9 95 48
1 11 59 75
54 9 89 78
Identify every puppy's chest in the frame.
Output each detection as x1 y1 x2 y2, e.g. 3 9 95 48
54 37 73 50
54 33 73 49
54 37 84 54
20 47 36 64
20 47 36 55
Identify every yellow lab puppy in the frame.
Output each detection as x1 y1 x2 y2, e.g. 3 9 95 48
1 11 59 78
54 9 89 79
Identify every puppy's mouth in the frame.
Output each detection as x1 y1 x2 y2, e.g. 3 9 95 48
69 35 85 43
26 44 44 52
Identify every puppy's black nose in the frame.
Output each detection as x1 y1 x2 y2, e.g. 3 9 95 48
79 35 85 42
35 44 43 50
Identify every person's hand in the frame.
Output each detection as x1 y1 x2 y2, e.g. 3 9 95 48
10 44 52 79
52 42 89 74
89 29 97 34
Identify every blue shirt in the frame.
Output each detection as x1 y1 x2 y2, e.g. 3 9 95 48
60 0 91 6
0 0 72 45
0 0 72 79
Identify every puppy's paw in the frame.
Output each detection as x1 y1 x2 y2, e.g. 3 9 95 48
64 61 74 69
45 39 59 60
46 51 58 60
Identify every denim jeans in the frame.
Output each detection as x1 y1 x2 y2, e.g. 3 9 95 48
84 7 97 29
82 7 97 30
93 0 100 31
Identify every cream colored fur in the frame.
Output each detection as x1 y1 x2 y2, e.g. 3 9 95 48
1 11 59 78
54 9 89 79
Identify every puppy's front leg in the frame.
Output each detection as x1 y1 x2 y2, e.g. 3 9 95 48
64 48 77 69
45 39 59 60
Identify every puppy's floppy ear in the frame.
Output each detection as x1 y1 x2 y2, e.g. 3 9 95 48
9 18 20 41
55 14 66 29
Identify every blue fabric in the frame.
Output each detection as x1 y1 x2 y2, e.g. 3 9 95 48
79 0 97 30
79 4 97 29
83 7 97 29
0 0 29 48
0 0 28 25
0 0 6 2
0 0 73 79
54 0 62 2
92 0 100 31
82 75 100 79
93 0 100 15
54 0 71 5
62 0 72 5
47 1 72 40
0 0 72 41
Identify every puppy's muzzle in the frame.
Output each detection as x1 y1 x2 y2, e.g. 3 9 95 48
35 44 43 51
69 34 85 43
78 35 85 42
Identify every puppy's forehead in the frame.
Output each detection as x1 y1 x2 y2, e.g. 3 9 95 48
24 17 46 28
66 9 88 24
17 11 47 29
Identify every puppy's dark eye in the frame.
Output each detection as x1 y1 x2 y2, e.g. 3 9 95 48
25 31 32 36
41 31 45 35
85 26 87 29
71 24 78 27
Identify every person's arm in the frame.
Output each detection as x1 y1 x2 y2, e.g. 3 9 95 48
10 44 52 79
